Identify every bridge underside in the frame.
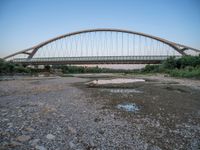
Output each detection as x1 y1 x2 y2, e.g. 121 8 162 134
12 56 180 65
14 60 162 65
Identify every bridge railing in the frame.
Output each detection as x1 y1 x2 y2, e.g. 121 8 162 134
12 55 181 63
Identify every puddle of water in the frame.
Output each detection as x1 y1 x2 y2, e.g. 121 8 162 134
91 78 145 85
102 88 143 94
116 102 140 112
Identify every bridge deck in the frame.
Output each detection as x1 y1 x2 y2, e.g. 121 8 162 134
12 56 181 65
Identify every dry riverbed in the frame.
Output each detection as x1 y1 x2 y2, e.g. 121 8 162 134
0 74 200 150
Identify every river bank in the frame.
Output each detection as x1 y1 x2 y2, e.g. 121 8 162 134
0 74 200 149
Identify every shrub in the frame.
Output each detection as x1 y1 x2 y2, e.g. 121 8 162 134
177 55 200 68
169 67 200 78
142 64 161 73
162 56 177 69
44 65 51 71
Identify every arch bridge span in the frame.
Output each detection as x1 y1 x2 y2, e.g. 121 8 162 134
4 28 200 65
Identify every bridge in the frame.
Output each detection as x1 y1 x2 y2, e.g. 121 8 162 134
3 28 200 65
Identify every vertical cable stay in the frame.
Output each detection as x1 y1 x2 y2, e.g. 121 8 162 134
116 32 118 57
133 34 135 56
159 42 161 56
95 33 101 59
156 40 158 56
88 33 92 57
72 36 74 57
151 39 155 55
75 35 78 57
145 37 147 57
69 36 72 57
89 33 91 57
58 39 60 58
62 38 65 57
55 41 57 58
60 39 62 58
139 35 141 56
91 32 94 57
66 38 68 57
172 45 175 56
85 33 87 58
121 32 123 57
162 42 164 56
127 33 129 57
80 34 82 57
110 32 113 57
106 31 107 57
104 32 106 57
55 40 57 58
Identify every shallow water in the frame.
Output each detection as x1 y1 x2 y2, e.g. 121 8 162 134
91 78 145 85
116 102 140 112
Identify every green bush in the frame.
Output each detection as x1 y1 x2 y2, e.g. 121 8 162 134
0 59 32 74
142 64 160 73
56 65 135 74
44 65 51 71
169 67 200 78
162 56 177 69
140 55 200 78
177 56 200 68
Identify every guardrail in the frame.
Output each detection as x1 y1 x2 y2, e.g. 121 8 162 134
13 56 181 62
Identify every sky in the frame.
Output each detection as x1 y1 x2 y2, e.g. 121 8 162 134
0 0 200 58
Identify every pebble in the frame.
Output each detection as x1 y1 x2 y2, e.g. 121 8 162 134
2 112 8 116
89 139 95 147
35 145 47 150
16 135 31 142
7 123 13 128
69 141 76 149
68 126 76 134
1 109 7 112
29 139 40 146
2 118 9 121
46 134 55 140
10 141 22 147
25 127 35 132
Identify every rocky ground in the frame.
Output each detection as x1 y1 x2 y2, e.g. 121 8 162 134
0 74 200 150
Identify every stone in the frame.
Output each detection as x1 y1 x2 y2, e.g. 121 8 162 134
98 129 104 135
7 123 13 128
94 118 101 122
29 139 40 146
35 145 47 150
1 109 7 112
16 135 31 142
68 126 76 134
89 139 95 147
69 141 75 149
2 112 8 116
25 127 35 132
2 118 9 122
10 141 22 147
46 134 55 140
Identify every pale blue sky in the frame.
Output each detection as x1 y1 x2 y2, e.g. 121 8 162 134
0 0 200 57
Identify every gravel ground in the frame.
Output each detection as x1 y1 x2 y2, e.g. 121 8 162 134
0 75 200 150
